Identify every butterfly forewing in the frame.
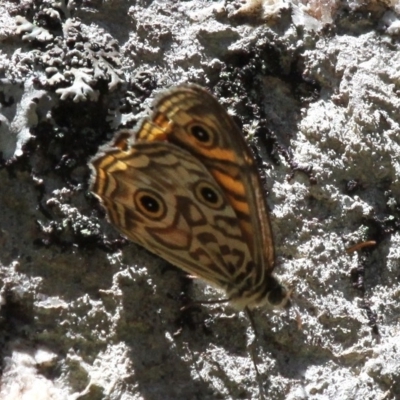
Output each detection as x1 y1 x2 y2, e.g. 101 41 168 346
142 86 275 273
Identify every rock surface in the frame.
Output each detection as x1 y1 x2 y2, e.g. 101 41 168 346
0 1 399 399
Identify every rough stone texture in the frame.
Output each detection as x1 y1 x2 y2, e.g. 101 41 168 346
0 1 399 399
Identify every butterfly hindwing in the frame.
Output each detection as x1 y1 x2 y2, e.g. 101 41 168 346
91 139 253 293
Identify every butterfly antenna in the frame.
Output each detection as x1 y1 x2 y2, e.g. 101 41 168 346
245 307 266 400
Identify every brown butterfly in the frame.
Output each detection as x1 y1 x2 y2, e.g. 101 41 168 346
89 84 289 311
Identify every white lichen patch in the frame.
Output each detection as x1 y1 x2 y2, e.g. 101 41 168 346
0 78 53 159
15 16 53 43
56 68 99 102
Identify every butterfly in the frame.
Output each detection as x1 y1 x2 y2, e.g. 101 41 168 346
89 84 289 311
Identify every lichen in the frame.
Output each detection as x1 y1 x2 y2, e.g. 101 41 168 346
0 78 52 159
55 68 99 102
0 0 125 159
14 1 123 101
15 15 53 42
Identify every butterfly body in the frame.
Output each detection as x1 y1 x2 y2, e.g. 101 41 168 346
90 84 289 310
